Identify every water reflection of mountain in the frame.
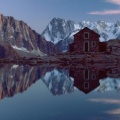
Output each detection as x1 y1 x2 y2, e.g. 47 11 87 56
96 67 120 93
41 69 74 95
41 64 120 95
0 64 53 99
1 64 120 99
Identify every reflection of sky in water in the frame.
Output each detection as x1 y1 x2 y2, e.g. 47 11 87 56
0 81 119 120
0 64 120 119
89 98 120 115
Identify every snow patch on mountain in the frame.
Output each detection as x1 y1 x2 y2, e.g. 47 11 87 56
12 45 29 52
12 45 45 57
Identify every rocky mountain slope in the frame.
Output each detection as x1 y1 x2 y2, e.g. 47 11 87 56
0 14 60 58
42 18 120 51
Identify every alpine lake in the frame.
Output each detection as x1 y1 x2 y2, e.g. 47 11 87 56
0 62 120 120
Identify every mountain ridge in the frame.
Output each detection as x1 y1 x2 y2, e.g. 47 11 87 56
42 18 120 51
0 14 60 58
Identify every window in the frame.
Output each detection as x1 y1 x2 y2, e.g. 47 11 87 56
92 41 96 47
92 74 96 80
84 32 89 39
84 82 89 89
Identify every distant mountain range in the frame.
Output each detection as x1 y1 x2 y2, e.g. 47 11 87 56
1 14 120 58
0 14 60 58
42 18 120 51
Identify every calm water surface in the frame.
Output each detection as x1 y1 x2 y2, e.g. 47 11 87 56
0 63 120 120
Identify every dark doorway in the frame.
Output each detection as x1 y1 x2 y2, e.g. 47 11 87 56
84 42 89 52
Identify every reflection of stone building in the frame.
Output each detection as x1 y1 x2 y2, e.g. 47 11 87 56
69 68 107 94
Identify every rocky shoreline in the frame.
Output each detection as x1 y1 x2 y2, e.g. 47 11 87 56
0 52 120 66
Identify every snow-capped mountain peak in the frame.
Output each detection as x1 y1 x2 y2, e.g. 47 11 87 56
42 18 120 51
42 18 75 44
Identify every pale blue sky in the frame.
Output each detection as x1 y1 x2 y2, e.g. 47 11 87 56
0 0 120 33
